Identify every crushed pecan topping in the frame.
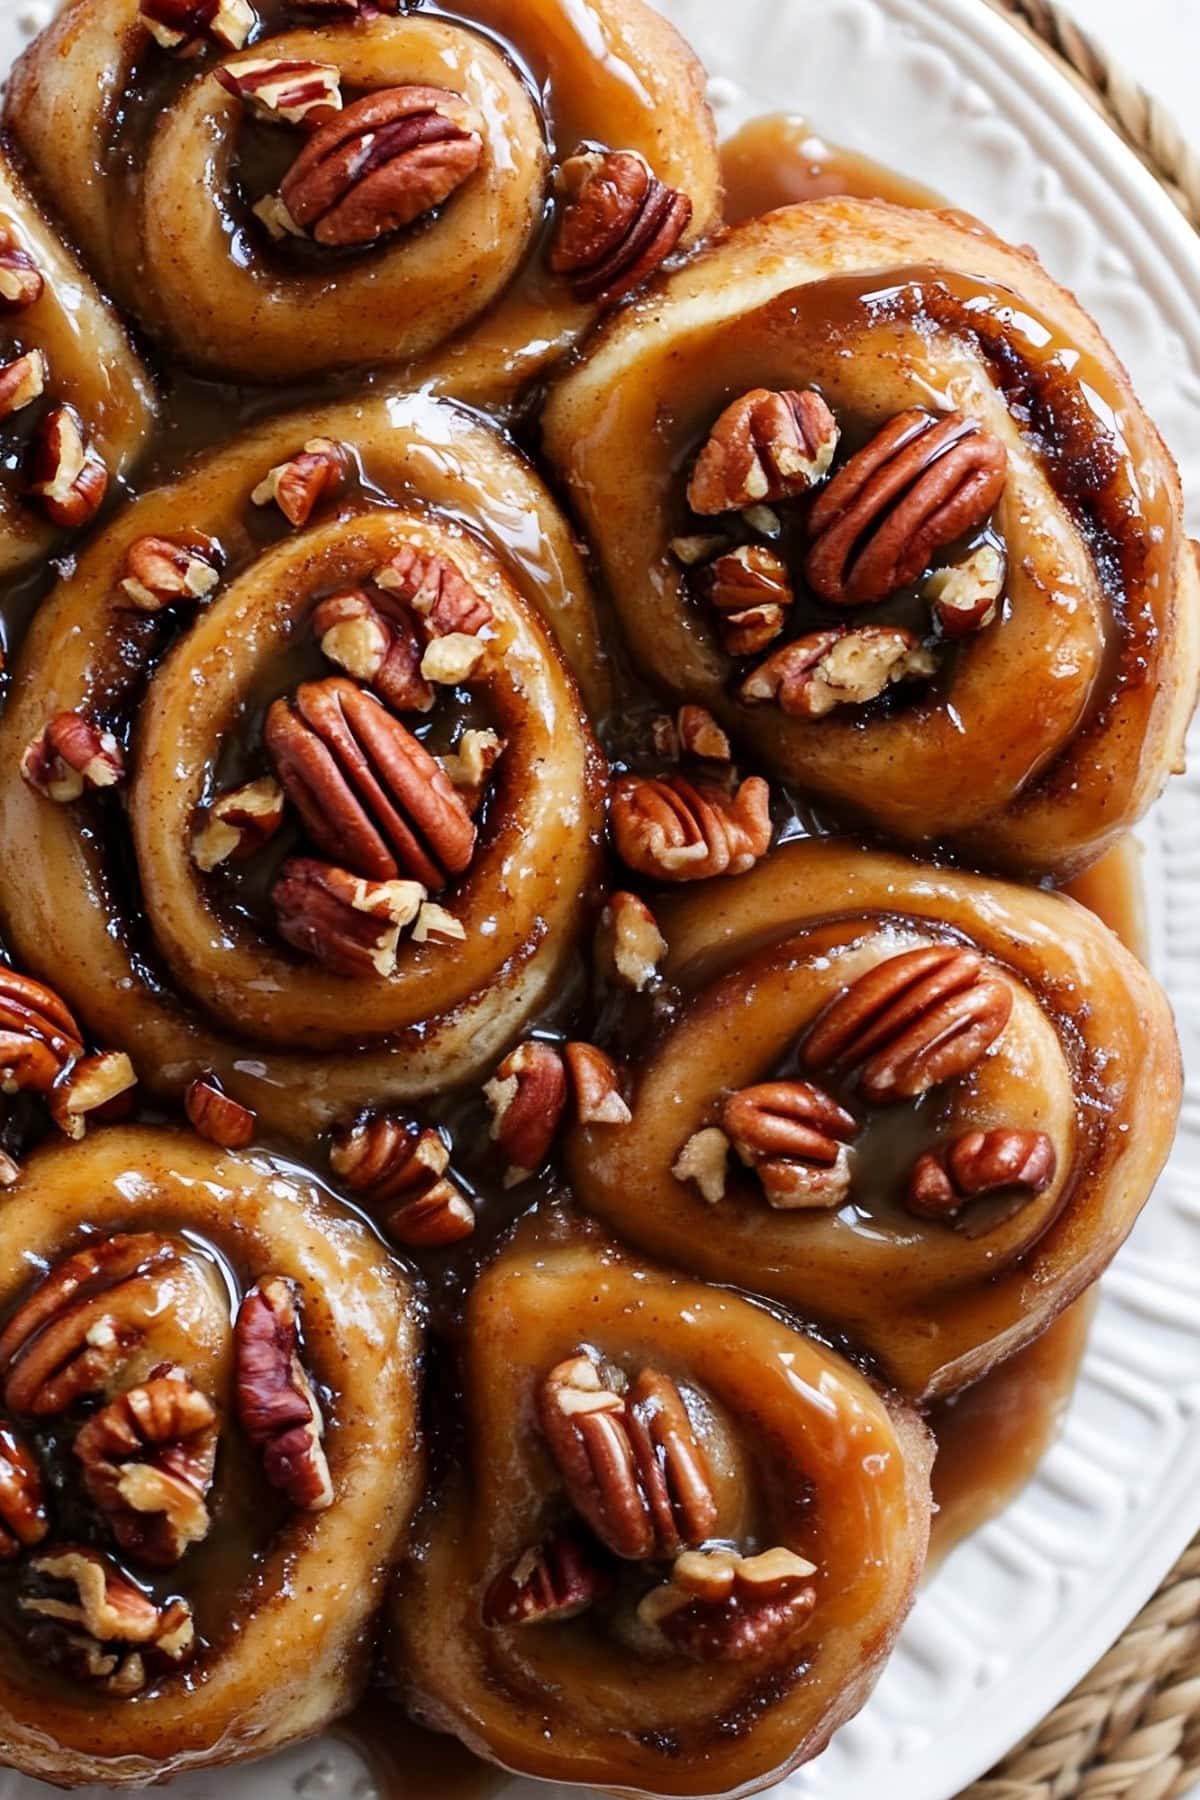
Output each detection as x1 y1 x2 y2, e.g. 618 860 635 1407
252 437 351 527
440 729 505 812
0 1152 18 1187
265 677 476 888
596 891 667 993
20 1547 194 1696
688 389 839 516
217 57 342 127
483 1529 613 1628
720 1081 857 1210
0 969 83 1096
806 409 1008 605
672 1126 733 1205
671 704 731 762
139 0 255 53
21 711 124 804
484 1040 569 1186
313 589 433 715
27 405 108 529
0 348 47 422
803 945 1014 1103
538 1354 718 1561
412 900 466 943
638 1546 817 1662
192 776 285 872
0 1424 50 1558
740 626 937 719
908 1128 1057 1222
374 544 493 641
700 545 794 656
926 541 1007 638
551 150 691 307
119 533 222 613
184 1074 256 1149
331 1115 474 1247
48 1050 137 1141
566 1042 632 1126
75 1367 217 1568
611 774 772 883
235 1277 333 1513
277 87 483 248
272 857 425 978
0 236 45 312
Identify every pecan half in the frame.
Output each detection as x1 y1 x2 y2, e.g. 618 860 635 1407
279 87 483 248
22 711 124 804
0 969 83 1096
217 57 342 127
688 389 839 516
611 774 772 883
0 1235 179 1416
48 1050 137 1141
484 1040 568 1186
235 1277 333 1512
908 1128 1057 1222
0 1424 50 1558
926 541 1007 638
272 857 425 978
739 626 937 719
803 945 1014 1103
0 236 44 312
374 544 493 641
700 545 794 656
192 776 285 871
139 0 254 53
806 410 1008 605
75 1367 217 1568
483 1529 613 1628
0 348 47 422
184 1074 256 1149
330 1115 474 1247
265 677 476 888
119 533 222 613
21 1547 193 1696
596 891 667 993
538 1355 717 1561
313 588 433 715
566 1042 632 1126
672 1127 732 1205
638 1546 817 1662
551 149 691 307
27 406 108 529
251 437 351 527
720 1081 857 1210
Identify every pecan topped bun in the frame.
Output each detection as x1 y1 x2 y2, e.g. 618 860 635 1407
394 1216 933 1795
0 1125 421 1787
543 201 1200 878
6 0 720 395
0 391 606 1138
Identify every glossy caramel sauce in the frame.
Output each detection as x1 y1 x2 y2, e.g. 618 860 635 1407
720 114 946 220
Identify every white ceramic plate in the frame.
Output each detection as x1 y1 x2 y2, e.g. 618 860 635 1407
3 1 1200 1796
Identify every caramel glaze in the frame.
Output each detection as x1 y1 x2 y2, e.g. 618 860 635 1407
721 113 946 219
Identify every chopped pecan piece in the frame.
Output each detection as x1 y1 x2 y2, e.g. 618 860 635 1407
803 945 1014 1103
235 1277 333 1512
252 437 351 527
279 87 483 247
596 890 667 993
538 1355 718 1561
330 1115 474 1247
638 1546 817 1662
688 389 839 516
0 236 44 312
0 969 84 1096
313 588 433 715
420 632 485 685
192 776 285 871
20 1547 194 1696
0 348 47 422
740 626 937 719
139 0 255 53
265 677 476 888
184 1074 256 1149
75 1367 217 1567
484 1040 568 1186
806 409 1008 605
27 406 108 529
566 1042 632 1126
22 711 124 804
253 194 306 242
217 57 342 127
672 1127 732 1205
908 1128 1057 1221
674 705 731 762
440 729 504 812
48 1051 137 1141
483 1529 613 1628
552 149 691 307
0 1152 19 1187
721 1081 857 1210
700 544 794 656
612 774 772 883
0 1424 50 1558
272 857 425 978
670 532 729 568
926 541 1007 638
119 533 222 612
412 900 466 943
374 543 493 641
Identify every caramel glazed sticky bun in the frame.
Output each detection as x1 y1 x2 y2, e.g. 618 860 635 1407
0 0 1190 1793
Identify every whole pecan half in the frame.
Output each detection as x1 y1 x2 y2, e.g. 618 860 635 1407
26 405 109 529
0 1423 50 1558
235 1277 333 1512
184 1074 256 1149
251 437 351 527
484 1040 569 1186
22 711 125 804
75 1366 218 1568
483 1529 614 1628
313 589 433 715
803 945 1014 1103
806 409 1008 605
637 1546 817 1662
700 545 794 657
330 1114 474 1247
688 388 840 516
272 857 425 978
0 234 44 312
266 677 476 889
0 348 47 423
720 1081 857 1210
139 0 255 53
217 57 342 128
279 87 483 248
20 1546 194 1697
537 1353 718 1561
551 149 691 307
739 626 937 719
611 774 772 883
0 969 83 1096
192 776 285 872
908 1127 1057 1222
119 532 222 613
